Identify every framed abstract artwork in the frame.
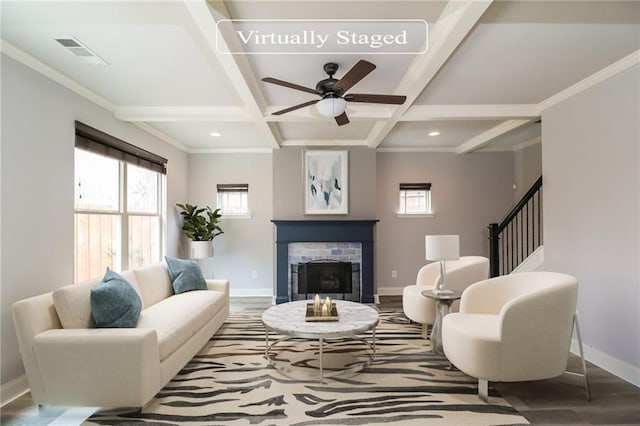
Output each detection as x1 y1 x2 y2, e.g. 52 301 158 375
304 150 348 215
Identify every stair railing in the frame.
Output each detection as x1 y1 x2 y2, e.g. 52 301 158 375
489 176 543 277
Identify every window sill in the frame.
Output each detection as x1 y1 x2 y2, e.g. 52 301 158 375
396 212 436 219
222 213 253 219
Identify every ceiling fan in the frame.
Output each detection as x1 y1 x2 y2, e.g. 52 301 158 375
261 60 406 126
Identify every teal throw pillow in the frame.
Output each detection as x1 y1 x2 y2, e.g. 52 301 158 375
91 269 142 328
165 256 207 294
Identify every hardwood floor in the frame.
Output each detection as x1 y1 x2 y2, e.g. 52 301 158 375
2 296 638 425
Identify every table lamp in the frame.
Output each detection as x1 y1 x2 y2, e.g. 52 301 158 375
425 235 460 295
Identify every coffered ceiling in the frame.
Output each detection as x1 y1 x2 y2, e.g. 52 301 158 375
1 1 638 153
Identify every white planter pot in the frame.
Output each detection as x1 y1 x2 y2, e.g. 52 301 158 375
190 240 213 259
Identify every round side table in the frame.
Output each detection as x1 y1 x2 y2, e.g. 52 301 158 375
421 289 462 356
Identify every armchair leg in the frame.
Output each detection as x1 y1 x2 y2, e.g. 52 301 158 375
573 313 592 401
478 379 489 403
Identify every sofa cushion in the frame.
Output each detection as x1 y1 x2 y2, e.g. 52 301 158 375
133 263 173 309
90 269 142 328
137 290 226 360
165 256 207 294
53 270 141 329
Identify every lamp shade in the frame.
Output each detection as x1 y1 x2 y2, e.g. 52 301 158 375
425 235 460 261
316 97 347 117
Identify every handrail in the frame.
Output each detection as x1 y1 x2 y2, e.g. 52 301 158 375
496 176 542 233
489 176 543 277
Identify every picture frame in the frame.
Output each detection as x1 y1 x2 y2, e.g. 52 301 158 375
304 150 348 215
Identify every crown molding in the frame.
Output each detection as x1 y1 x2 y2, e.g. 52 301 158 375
1 39 114 112
115 106 251 122
187 148 273 154
133 122 190 152
401 104 539 121
537 49 640 112
376 146 458 153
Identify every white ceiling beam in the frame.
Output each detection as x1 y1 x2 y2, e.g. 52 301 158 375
401 104 539 121
280 139 370 147
367 0 494 148
537 49 640 113
264 104 396 121
456 119 531 154
114 106 251 122
183 0 282 148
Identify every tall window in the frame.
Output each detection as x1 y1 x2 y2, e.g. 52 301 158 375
74 122 167 282
217 184 249 216
398 183 432 215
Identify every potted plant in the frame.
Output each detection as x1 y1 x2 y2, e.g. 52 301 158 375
176 203 223 259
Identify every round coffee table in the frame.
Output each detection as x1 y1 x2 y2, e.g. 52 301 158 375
262 300 379 382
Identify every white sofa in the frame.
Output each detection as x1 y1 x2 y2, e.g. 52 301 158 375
12 262 229 408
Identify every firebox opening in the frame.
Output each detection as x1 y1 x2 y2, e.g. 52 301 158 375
298 260 352 295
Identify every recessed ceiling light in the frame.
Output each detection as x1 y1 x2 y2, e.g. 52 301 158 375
209 132 221 137
428 131 440 137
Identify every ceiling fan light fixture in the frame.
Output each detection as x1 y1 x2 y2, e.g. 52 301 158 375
316 97 347 118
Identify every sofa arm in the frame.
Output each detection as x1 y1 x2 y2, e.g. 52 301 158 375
33 328 161 407
207 279 229 300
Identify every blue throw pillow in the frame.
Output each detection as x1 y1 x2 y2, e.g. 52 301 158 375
165 256 207 294
91 269 142 328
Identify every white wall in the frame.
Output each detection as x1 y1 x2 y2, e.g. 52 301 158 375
0 54 189 386
514 142 542 201
188 153 274 296
542 64 639 377
376 151 515 292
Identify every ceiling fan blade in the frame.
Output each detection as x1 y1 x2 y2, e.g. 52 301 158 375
334 112 349 126
345 93 407 105
333 60 376 94
271 99 319 115
262 77 321 96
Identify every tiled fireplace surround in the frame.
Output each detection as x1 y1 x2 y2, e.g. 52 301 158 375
272 220 378 304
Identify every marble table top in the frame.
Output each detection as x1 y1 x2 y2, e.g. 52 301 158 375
262 300 379 339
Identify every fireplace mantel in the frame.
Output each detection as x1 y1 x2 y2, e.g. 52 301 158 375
272 220 378 304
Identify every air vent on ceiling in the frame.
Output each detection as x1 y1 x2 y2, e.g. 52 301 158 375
53 37 108 65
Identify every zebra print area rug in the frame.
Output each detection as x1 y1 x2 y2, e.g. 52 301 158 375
85 310 529 425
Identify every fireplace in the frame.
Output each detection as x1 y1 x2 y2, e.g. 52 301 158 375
272 220 378 304
291 260 361 301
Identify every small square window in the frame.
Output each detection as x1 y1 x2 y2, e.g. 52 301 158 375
217 184 250 216
398 183 432 215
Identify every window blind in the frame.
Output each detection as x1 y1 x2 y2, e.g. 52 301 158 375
399 183 431 190
217 184 249 192
75 121 167 174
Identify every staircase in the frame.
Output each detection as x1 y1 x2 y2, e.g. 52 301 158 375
489 176 543 277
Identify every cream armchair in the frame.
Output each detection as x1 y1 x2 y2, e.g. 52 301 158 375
442 271 590 402
402 256 489 337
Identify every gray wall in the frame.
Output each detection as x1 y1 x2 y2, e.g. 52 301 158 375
514 142 542 201
187 153 273 296
0 55 189 385
273 146 377 219
376 152 515 291
542 64 639 369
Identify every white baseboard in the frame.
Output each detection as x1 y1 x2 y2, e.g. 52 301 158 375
1 374 29 407
376 287 403 296
570 338 640 387
229 288 273 298
511 245 544 273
